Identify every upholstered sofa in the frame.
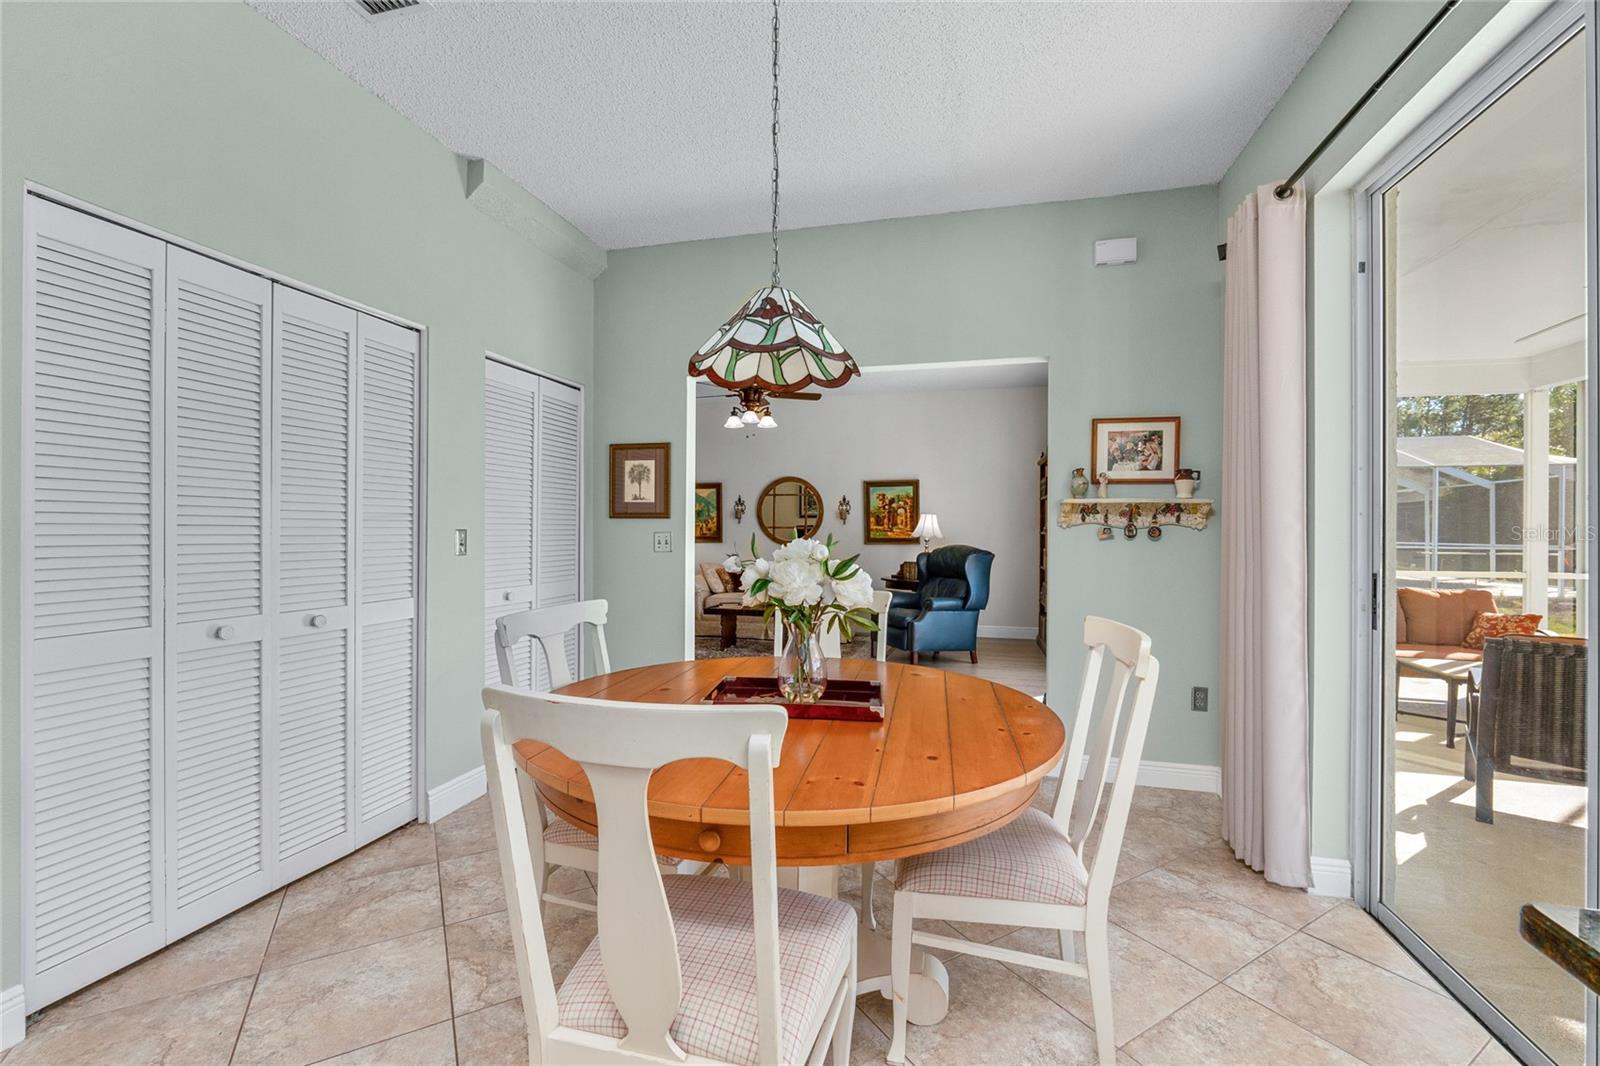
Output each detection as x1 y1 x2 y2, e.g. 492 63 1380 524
1393 587 1498 665
693 562 767 641
886 545 994 664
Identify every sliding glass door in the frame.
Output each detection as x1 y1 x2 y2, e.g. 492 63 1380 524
1367 10 1593 1064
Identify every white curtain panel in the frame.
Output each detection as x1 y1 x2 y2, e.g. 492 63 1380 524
1221 183 1311 888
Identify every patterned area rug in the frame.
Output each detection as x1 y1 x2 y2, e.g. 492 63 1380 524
693 635 874 660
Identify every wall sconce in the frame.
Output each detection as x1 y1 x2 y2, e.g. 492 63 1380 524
733 495 747 524
836 495 851 523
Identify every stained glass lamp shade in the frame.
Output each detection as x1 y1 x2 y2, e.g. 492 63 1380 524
689 286 859 393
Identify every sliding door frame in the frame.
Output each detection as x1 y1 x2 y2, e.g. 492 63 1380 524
1353 5 1594 1064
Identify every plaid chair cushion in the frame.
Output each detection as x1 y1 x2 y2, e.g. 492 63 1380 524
557 876 855 1065
542 816 681 866
895 808 1087 905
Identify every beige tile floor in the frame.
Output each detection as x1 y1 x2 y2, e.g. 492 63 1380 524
4 781 1516 1065
1391 695 1586 1063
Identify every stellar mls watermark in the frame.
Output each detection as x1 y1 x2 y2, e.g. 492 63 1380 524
1512 523 1598 543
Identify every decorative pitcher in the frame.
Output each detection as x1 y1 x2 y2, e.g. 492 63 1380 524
1174 468 1201 499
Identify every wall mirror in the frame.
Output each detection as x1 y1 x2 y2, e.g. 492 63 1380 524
757 476 823 543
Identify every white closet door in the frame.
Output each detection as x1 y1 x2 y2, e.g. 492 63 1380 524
484 361 538 686
22 198 168 1004
355 313 420 841
163 247 274 937
272 286 358 880
536 378 583 681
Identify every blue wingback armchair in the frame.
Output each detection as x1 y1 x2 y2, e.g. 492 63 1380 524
886 545 995 664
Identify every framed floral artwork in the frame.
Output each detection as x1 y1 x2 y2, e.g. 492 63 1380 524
863 480 919 543
609 442 671 518
1091 417 1181 484
694 482 723 542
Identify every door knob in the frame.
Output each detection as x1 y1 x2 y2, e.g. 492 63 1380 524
310 614 328 628
214 625 236 640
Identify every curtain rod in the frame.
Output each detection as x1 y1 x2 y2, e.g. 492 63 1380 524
1274 0 1459 200
1218 0 1459 262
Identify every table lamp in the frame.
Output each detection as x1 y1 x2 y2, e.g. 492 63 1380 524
912 513 943 552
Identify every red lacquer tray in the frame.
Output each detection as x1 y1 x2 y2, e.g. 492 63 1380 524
703 676 884 722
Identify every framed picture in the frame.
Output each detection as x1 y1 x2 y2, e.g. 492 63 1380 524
694 482 723 542
862 479 920 543
1091 417 1181 484
610 442 671 518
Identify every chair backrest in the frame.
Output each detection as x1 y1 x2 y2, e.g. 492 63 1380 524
481 686 790 1064
1479 634 1586 768
1052 616 1160 902
496 599 611 690
1396 587 1497 646
916 545 995 610
872 589 893 662
772 616 844 658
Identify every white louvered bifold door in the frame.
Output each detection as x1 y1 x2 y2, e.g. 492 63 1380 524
354 314 420 842
22 198 169 1004
163 248 274 939
484 361 538 686
536 378 583 681
271 286 358 881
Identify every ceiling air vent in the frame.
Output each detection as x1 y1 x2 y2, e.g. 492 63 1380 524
352 0 427 20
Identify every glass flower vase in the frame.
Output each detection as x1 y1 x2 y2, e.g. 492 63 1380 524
778 619 827 703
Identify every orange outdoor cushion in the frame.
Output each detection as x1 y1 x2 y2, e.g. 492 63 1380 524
1397 588 1498 646
1395 603 1407 644
1396 643 1483 663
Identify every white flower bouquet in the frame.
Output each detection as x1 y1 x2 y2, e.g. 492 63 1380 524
729 534 877 701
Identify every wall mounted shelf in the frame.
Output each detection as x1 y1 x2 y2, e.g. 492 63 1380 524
1059 498 1213 532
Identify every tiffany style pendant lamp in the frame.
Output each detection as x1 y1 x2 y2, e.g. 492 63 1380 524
688 0 859 428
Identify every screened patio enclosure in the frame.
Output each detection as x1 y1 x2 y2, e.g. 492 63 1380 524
1395 425 1584 634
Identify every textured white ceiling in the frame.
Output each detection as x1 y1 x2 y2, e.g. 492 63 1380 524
1395 32 1585 378
250 0 1347 251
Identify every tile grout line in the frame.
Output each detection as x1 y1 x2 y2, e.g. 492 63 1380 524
434 825 463 1066
227 888 287 1064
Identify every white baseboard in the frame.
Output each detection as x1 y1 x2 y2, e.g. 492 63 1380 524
977 625 1039 640
1309 856 1353 899
426 766 486 822
2 985 25 1050
1050 756 1221 795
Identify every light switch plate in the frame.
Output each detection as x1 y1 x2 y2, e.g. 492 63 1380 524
653 531 672 553
454 528 469 556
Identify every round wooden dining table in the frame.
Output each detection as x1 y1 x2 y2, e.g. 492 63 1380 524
512 654 1066 1024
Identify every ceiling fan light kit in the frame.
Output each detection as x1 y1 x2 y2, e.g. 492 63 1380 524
687 0 859 428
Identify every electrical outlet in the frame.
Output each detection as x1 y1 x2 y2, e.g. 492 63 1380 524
653 531 672 553
1191 686 1209 713
453 528 469 556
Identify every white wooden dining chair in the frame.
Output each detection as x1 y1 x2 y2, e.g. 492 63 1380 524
496 598 612 691
494 600 679 912
886 616 1160 1066
850 588 897 930
482 686 858 1066
871 589 893 663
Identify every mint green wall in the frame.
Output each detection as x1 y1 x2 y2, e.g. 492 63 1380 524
0 2 596 989
594 186 1224 768
1218 0 1510 863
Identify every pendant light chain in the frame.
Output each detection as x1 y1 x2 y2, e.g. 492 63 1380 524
770 0 781 288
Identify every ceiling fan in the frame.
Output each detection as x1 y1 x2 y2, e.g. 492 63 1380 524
718 384 819 429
